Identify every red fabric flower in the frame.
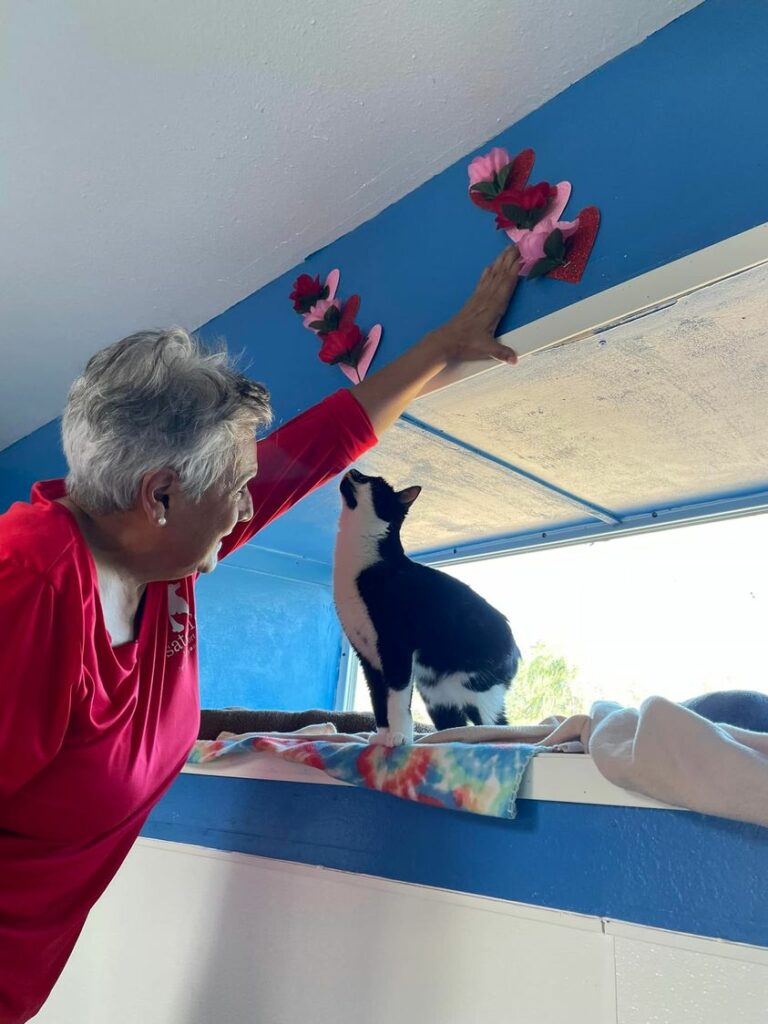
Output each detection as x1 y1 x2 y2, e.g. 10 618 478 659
493 181 556 230
289 273 328 314
470 189 499 212
500 181 554 211
317 293 363 364
318 323 364 365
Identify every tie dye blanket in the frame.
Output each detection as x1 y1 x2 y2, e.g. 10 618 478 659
187 733 538 820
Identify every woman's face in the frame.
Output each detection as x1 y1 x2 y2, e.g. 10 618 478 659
158 435 258 578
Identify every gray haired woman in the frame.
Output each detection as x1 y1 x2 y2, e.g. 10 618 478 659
0 247 520 1022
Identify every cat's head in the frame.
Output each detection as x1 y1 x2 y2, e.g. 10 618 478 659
339 469 421 537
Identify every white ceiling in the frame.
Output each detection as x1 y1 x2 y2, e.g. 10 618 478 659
361 262 768 553
1 0 700 451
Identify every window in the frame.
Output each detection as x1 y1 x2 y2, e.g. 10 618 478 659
351 511 768 723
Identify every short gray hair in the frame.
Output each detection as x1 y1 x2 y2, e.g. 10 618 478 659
62 327 272 515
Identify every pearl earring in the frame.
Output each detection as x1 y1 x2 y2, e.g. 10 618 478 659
158 516 167 527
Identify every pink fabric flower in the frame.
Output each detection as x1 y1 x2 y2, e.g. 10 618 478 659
517 217 580 275
504 181 572 243
302 297 341 331
467 147 511 186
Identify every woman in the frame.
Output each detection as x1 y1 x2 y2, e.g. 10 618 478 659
0 247 521 1022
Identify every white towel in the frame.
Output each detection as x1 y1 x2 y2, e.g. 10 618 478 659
541 697 768 827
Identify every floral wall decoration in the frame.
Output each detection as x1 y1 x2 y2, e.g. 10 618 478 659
289 269 382 383
468 147 600 282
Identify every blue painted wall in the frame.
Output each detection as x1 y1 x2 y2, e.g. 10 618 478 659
196 550 340 710
146 774 768 948
0 420 66 513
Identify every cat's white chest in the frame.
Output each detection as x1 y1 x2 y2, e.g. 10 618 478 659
333 530 382 671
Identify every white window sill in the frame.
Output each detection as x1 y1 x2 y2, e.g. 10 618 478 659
182 752 676 812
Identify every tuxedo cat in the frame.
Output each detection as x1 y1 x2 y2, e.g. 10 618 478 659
334 469 520 746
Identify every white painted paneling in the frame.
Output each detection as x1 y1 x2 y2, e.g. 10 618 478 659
1 0 701 449
39 840 615 1024
36 839 768 1023
613 932 768 1024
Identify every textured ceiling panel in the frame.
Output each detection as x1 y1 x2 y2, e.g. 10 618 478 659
414 263 768 516
357 420 584 553
1 0 700 449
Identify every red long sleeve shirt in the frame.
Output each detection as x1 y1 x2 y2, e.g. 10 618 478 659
0 389 375 1022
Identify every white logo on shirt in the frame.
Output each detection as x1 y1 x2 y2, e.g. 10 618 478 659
167 583 190 634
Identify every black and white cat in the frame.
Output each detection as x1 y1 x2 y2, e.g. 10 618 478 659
334 469 521 746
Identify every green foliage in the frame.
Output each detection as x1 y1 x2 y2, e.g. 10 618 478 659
505 642 584 724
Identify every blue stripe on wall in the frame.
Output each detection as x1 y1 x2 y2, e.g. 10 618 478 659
144 774 768 947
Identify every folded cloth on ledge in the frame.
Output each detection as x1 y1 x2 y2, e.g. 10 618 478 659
539 694 768 828
187 727 538 819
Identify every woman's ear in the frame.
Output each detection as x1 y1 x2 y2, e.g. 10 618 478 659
138 469 177 524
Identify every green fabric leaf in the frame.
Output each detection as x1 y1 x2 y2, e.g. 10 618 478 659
527 204 550 229
527 257 558 280
471 181 498 198
308 320 328 333
324 307 341 329
347 341 366 365
501 202 528 226
496 162 511 191
544 229 566 261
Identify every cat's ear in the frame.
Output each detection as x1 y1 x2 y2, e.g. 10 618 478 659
397 485 421 509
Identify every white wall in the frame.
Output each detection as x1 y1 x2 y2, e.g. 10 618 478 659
39 838 768 1024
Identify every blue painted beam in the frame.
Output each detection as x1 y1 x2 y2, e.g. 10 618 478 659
416 487 768 564
401 413 621 526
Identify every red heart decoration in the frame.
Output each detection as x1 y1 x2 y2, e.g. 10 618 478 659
506 148 536 191
548 206 600 283
338 325 382 384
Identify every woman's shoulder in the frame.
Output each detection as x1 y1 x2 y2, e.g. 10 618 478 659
0 489 85 591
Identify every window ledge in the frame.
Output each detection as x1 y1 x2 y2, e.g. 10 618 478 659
182 751 676 812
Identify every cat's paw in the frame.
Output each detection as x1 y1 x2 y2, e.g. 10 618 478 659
370 727 412 747
388 730 411 747
369 729 393 747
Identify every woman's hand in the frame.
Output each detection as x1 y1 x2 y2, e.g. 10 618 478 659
353 246 522 436
422 245 522 367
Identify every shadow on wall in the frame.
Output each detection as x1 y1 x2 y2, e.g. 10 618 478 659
195 561 342 711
